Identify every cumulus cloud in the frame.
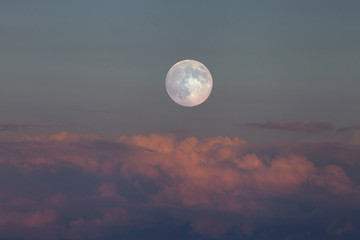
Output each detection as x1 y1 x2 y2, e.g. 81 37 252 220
0 132 359 239
243 121 334 132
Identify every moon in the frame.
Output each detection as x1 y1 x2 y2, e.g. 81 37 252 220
165 59 213 107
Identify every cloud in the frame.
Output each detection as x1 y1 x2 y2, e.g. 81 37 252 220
243 121 334 132
337 125 360 132
0 123 58 133
0 132 359 239
0 123 36 132
350 131 360 145
0 130 99 142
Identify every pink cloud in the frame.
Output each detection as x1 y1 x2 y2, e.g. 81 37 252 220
314 165 353 194
0 209 56 229
0 132 359 239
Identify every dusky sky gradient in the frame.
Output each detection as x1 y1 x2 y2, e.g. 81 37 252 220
1 1 360 239
1 0 359 141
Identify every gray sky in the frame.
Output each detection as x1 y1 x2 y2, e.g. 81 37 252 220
1 0 360 141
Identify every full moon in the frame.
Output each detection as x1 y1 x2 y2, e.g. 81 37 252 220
165 59 213 107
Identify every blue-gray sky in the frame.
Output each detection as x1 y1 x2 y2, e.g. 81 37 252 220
1 2 360 239
1 0 360 140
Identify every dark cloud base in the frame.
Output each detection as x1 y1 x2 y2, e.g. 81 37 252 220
0 132 359 239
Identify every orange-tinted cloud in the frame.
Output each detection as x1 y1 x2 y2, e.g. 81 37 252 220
0 132 359 239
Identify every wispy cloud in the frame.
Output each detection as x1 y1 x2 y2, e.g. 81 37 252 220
337 124 360 132
243 121 334 132
0 123 57 132
0 123 36 132
0 132 359 239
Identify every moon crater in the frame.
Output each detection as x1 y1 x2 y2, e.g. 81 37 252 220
165 59 213 107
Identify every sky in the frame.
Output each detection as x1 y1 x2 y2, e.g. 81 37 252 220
1 1 360 239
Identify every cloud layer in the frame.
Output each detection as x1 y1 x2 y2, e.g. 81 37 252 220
0 131 359 239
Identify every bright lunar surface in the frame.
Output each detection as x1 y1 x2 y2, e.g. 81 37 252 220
166 59 213 107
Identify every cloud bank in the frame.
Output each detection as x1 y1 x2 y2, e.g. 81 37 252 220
0 131 359 239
